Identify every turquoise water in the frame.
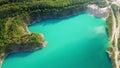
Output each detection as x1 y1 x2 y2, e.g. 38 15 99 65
2 13 112 68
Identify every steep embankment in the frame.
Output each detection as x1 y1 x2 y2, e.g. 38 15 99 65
105 0 120 68
111 7 119 68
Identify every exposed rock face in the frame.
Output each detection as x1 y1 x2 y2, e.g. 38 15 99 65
86 4 109 19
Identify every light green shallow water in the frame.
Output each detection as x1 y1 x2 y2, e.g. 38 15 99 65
2 13 112 68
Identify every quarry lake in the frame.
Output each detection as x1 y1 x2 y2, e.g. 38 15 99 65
2 12 112 68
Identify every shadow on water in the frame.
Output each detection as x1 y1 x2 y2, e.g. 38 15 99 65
6 48 43 58
34 19 62 26
7 52 32 58
29 12 88 26
106 52 112 64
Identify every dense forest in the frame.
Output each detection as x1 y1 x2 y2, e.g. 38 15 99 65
0 0 107 54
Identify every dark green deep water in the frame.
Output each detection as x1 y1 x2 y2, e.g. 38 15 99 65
2 13 112 68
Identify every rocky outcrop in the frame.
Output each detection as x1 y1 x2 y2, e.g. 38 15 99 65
86 4 109 20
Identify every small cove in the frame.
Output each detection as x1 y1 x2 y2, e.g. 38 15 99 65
2 12 112 68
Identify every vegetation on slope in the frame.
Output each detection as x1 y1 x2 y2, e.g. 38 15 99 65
0 15 44 54
0 0 107 54
88 0 107 7
111 4 119 18
111 4 120 62
106 12 113 37
106 12 115 68
0 0 89 54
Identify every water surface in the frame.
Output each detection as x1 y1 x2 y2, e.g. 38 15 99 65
2 13 112 68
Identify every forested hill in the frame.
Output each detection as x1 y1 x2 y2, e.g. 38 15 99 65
0 0 107 19
0 0 106 54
